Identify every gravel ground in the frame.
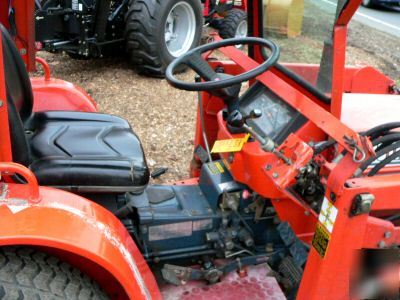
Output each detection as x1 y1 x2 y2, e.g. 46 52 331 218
34 19 400 183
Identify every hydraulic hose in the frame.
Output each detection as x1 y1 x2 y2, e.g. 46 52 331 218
354 140 400 177
362 122 400 139
371 133 400 147
314 140 336 154
368 150 400 176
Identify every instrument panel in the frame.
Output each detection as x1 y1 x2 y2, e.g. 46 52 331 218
239 83 306 144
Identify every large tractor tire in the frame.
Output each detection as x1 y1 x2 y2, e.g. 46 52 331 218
218 9 248 39
125 0 203 77
0 247 109 299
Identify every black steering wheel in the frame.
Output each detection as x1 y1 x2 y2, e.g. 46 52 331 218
165 37 280 91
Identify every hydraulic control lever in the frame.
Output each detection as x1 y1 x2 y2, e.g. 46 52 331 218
242 124 292 165
225 109 292 165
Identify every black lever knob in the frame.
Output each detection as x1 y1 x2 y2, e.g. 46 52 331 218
227 110 244 128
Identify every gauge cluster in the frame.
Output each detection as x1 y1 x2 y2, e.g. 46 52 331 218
239 83 305 143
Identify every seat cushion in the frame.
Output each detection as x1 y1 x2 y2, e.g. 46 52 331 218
25 111 149 193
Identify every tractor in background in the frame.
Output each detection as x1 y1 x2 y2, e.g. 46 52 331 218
0 0 399 299
34 0 247 76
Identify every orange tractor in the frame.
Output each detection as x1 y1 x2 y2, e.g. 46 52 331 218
0 0 399 299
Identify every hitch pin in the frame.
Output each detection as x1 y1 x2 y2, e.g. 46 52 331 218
243 124 292 165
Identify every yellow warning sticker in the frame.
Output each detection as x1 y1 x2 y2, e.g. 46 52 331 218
312 223 330 258
215 162 224 173
211 134 250 153
208 161 225 175
318 197 338 234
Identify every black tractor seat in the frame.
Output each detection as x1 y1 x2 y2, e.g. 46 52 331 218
1 24 149 193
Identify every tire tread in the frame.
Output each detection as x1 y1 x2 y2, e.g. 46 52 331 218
125 0 164 76
0 247 108 300
218 9 247 39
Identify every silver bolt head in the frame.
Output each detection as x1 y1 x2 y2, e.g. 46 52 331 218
360 199 373 213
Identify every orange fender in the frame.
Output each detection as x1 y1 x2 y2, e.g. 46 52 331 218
0 180 161 299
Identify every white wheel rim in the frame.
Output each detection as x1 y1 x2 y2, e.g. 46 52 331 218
164 2 197 57
235 20 248 38
235 19 247 48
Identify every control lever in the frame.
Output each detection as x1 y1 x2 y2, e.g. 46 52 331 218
242 124 292 165
226 109 291 165
244 109 262 121
225 109 261 132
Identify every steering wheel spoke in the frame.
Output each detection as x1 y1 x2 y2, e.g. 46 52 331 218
184 52 218 81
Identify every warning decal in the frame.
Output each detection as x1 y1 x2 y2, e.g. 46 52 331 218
312 223 330 258
208 161 225 175
211 134 250 153
318 197 338 234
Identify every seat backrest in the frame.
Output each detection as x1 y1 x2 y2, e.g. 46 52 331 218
0 24 33 165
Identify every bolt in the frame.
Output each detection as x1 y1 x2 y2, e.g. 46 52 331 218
304 210 310 216
378 240 386 248
265 164 272 170
359 194 375 214
225 240 234 250
0 100 3 107
244 237 254 247
272 172 279 178
384 231 392 239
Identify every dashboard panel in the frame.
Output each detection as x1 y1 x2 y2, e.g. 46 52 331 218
239 82 307 144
